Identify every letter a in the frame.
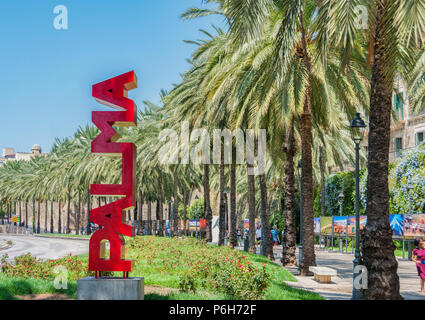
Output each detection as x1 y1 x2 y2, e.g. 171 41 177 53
53 5 68 30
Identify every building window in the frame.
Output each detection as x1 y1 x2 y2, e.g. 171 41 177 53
393 93 404 120
394 137 403 159
416 132 424 147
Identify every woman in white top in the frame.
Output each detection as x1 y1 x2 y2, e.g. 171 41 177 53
256 224 262 245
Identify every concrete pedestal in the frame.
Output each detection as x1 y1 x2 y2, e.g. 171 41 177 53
77 277 144 300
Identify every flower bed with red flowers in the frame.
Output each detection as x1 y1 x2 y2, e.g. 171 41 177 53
1 252 88 281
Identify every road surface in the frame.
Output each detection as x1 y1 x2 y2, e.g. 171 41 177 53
0 235 89 261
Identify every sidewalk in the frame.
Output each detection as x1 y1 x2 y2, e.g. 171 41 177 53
269 245 425 300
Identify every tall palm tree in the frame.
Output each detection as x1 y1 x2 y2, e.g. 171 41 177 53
315 0 425 300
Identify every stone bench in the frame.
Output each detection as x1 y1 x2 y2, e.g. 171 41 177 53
309 266 337 284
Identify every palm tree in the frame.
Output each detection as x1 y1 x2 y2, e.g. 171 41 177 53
315 0 425 300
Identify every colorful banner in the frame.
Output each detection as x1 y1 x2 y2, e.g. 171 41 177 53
404 214 425 238
244 219 249 230
243 218 261 230
390 214 404 237
200 219 207 231
320 217 332 235
189 220 200 232
333 216 347 235
314 217 321 235
11 215 20 223
347 216 367 236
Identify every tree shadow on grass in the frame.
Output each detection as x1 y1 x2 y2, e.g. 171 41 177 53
0 279 34 300
268 280 324 300
144 293 171 300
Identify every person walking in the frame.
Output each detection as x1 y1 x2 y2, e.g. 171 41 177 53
255 223 262 247
271 225 280 247
412 238 425 293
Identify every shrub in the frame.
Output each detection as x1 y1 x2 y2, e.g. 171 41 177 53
0 253 88 281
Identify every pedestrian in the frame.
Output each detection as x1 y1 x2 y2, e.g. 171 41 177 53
271 225 280 247
412 238 425 293
237 228 241 247
255 223 262 246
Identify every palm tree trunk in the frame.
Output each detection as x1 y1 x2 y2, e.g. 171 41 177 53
362 3 401 300
173 167 179 236
218 149 226 246
247 163 256 254
66 192 71 234
50 201 54 233
203 164 213 242
147 201 152 235
44 200 48 233
299 8 316 276
157 173 164 236
230 163 238 248
183 190 188 236
32 199 35 233
281 116 298 266
18 200 21 227
76 191 81 235
155 200 160 235
138 190 143 227
259 173 273 259
37 200 40 234
87 189 91 235
319 147 326 217
25 201 28 229
58 199 62 234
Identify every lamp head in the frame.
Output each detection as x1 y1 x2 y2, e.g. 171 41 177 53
350 113 366 143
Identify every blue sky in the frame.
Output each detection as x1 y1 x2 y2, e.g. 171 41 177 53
0 0 224 153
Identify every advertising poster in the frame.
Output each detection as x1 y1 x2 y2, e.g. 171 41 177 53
320 217 333 235
333 216 347 236
347 216 367 236
404 214 425 238
314 217 321 235
189 220 200 232
389 214 404 237
243 218 261 230
360 216 367 231
200 219 207 231
348 216 356 235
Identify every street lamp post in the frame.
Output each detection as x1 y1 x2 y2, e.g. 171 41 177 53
338 192 344 252
223 190 229 246
297 161 303 273
350 112 366 300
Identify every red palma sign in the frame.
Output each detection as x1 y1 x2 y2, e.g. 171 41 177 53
89 71 138 278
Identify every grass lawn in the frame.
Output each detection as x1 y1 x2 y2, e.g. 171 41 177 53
0 274 76 300
0 236 322 300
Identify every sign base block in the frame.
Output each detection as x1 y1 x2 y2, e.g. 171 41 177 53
77 277 144 300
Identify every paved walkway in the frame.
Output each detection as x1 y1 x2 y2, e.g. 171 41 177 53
269 245 425 300
0 235 89 261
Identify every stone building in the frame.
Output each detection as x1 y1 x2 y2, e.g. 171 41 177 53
0 144 47 165
389 76 425 162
